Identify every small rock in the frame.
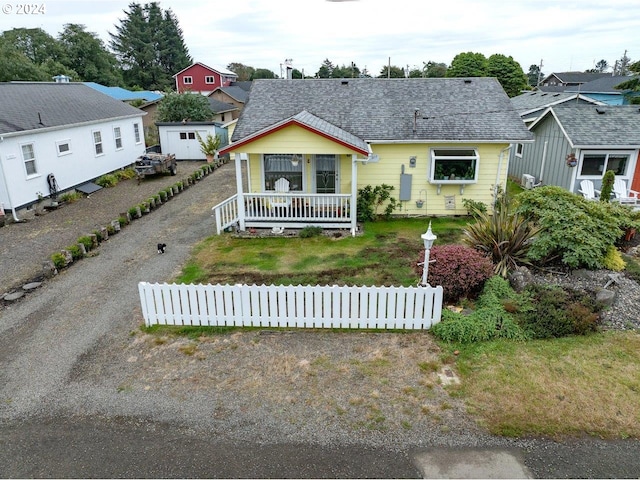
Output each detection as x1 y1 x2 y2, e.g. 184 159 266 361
22 282 42 291
42 260 58 278
596 288 616 307
4 291 25 301
508 266 533 292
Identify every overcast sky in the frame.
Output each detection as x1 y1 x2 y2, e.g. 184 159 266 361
1 0 637 78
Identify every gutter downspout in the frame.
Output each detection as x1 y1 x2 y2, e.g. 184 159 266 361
494 145 512 208
539 141 548 184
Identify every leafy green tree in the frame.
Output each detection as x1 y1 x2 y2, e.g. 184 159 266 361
316 58 334 78
252 68 276 79
0 27 65 66
227 62 255 81
486 54 529 97
527 64 542 87
332 62 360 78
446 52 487 77
613 50 632 76
0 37 48 81
423 61 447 78
378 65 406 78
58 24 122 85
109 2 191 90
156 91 213 122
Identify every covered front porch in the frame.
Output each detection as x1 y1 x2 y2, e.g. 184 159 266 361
214 111 373 235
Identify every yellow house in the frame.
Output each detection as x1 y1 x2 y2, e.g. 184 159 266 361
216 77 533 234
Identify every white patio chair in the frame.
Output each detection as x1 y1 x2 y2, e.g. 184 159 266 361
612 178 639 206
270 177 291 209
578 180 599 201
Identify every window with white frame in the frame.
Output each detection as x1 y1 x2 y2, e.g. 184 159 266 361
56 139 72 156
21 143 38 176
515 143 524 158
263 154 303 191
579 151 631 177
205 76 215 84
430 148 479 182
133 123 141 144
183 76 193 84
93 130 103 155
113 126 123 150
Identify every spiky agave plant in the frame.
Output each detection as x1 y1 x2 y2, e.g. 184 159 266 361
463 195 543 277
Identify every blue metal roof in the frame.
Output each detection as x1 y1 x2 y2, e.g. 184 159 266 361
83 82 163 102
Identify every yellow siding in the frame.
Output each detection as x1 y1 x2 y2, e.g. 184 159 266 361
358 143 510 216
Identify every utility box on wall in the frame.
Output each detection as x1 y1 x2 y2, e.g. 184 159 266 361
400 173 412 201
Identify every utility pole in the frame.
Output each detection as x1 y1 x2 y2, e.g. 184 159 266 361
537 59 544 87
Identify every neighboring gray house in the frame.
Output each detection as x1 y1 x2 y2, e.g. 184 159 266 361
0 82 146 220
511 104 640 195
566 75 640 105
208 83 251 121
537 72 612 91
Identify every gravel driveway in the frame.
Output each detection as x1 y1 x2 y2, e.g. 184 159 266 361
1 160 639 478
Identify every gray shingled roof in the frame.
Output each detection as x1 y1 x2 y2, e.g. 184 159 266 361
232 78 532 143
566 75 640 94
0 82 144 136
544 72 611 84
208 98 238 114
289 110 368 153
511 91 598 114
538 105 640 146
219 85 250 103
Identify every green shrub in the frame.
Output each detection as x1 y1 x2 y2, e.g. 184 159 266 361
128 206 138 217
417 244 494 302
600 170 615 202
601 246 626 271
299 226 323 238
464 191 543 277
77 235 93 251
67 244 84 260
92 230 103 243
59 191 82 203
356 184 399 222
462 198 487 219
516 186 640 269
518 284 601 339
118 216 128 227
114 167 136 180
106 224 116 235
95 174 118 188
51 252 66 270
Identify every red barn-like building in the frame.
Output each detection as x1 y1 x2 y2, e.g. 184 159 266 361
173 62 238 95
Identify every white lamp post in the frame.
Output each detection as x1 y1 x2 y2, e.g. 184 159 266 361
420 221 437 286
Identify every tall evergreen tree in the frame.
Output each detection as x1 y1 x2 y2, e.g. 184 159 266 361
527 64 542 87
58 24 122 85
109 2 191 90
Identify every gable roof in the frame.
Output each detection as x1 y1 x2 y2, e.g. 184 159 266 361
208 98 238 114
210 85 250 103
566 75 640 94
511 91 603 121
230 78 532 145
173 62 238 78
541 72 611 85
0 82 144 136
530 104 640 148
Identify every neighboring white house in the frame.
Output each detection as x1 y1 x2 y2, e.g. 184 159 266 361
156 122 229 160
0 82 146 220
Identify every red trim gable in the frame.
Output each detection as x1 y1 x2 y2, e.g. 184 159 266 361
219 119 369 156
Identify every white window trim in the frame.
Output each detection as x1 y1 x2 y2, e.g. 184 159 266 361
515 143 524 158
56 139 72 156
205 76 215 84
183 76 193 84
113 126 123 150
20 142 39 178
134 123 142 144
429 147 479 184
93 130 104 157
577 150 634 179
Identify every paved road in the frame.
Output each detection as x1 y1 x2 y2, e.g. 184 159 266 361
1 162 639 478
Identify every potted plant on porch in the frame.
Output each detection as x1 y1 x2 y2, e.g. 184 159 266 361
196 132 221 164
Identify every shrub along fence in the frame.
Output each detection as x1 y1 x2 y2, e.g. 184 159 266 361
138 282 443 330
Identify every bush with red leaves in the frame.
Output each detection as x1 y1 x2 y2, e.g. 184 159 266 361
416 244 494 302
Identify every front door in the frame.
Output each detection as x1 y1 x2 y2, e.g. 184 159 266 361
314 154 338 193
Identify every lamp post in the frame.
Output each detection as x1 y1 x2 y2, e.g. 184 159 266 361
420 221 437 286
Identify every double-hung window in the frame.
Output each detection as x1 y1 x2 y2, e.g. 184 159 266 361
183 76 193 85
133 123 141 144
430 148 479 183
114 127 123 150
93 131 103 156
21 143 37 176
263 154 303 191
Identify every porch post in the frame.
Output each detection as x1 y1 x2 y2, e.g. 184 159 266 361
351 154 358 236
236 152 246 231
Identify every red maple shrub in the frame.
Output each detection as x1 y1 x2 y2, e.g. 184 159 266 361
416 244 494 302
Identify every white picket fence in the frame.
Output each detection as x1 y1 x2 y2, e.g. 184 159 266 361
138 282 443 330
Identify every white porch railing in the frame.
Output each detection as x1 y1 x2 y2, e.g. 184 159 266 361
211 193 353 233
139 282 443 330
212 194 239 234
